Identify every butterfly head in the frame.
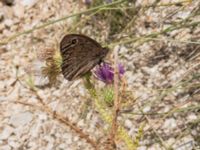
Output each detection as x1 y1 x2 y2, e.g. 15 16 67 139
96 47 109 65
102 47 109 57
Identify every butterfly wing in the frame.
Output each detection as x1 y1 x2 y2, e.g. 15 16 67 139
65 56 101 80
60 34 108 81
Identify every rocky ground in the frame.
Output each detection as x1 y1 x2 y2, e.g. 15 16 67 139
0 0 200 150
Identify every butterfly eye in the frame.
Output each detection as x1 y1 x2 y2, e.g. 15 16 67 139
71 38 78 45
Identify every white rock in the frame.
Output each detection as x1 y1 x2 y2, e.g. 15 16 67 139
149 143 162 149
143 106 151 113
187 113 197 121
20 0 37 7
0 145 11 150
0 125 14 140
77 119 84 127
119 46 128 54
166 138 175 145
137 146 147 150
128 127 136 137
9 112 33 127
4 19 13 27
0 96 7 101
63 133 72 144
12 55 21 66
59 143 66 149
124 119 133 129
163 118 177 129
78 86 85 96
45 143 54 150
37 90 47 99
52 90 60 97
163 106 170 113
191 129 197 136
73 136 79 142
8 139 20 149
175 136 194 150
27 141 37 149
13 4 25 18
50 101 59 111
38 113 48 121
176 11 190 19
30 123 40 138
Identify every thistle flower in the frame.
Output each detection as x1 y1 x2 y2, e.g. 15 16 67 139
41 49 62 85
94 62 125 84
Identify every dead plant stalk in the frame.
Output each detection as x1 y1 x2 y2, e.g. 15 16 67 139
109 46 120 148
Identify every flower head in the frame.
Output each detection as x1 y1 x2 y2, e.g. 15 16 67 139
94 62 125 84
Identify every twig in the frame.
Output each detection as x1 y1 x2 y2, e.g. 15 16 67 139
109 46 120 149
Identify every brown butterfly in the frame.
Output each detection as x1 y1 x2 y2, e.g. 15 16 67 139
60 34 109 81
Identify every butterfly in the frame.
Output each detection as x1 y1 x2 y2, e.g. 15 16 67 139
60 34 109 81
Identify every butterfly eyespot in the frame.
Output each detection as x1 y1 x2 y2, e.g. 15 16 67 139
71 38 78 45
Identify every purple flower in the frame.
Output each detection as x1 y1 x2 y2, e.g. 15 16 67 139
94 62 125 84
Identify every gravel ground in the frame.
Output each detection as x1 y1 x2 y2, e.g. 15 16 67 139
0 0 200 150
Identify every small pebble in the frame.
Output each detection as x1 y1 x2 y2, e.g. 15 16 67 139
0 125 14 140
9 112 33 127
4 19 13 27
163 118 177 129
21 0 37 7
124 119 133 129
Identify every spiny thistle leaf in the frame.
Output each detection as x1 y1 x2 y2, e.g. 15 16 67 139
101 87 114 106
